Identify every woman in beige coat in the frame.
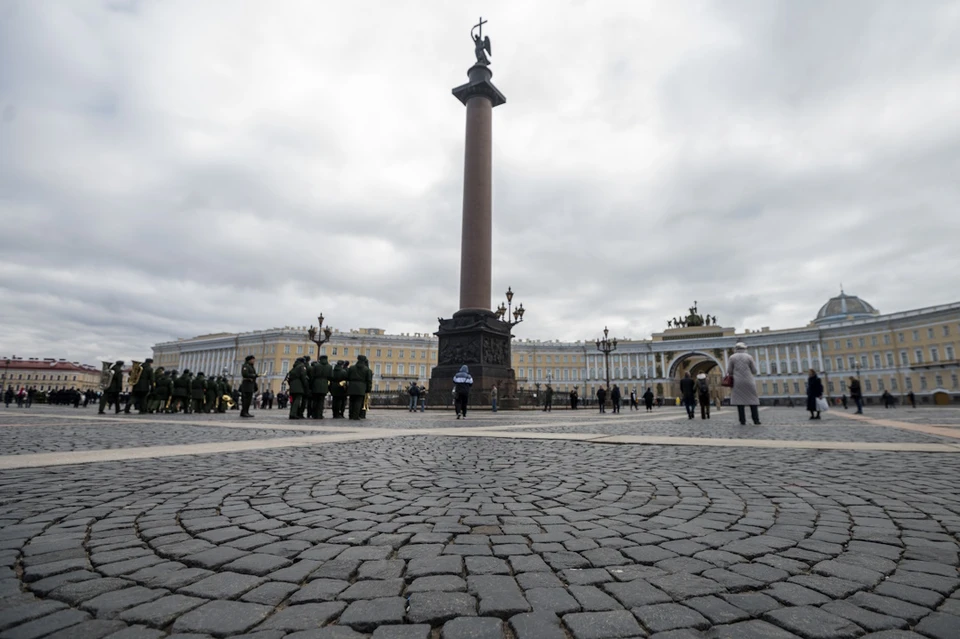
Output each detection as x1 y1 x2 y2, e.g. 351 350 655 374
726 342 761 426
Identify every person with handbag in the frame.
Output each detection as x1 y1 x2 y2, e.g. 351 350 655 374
725 342 761 425
806 368 825 420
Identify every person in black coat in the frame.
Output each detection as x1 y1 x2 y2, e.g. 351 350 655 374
679 372 696 419
596 386 607 413
806 369 824 420
643 388 654 411
610 385 622 413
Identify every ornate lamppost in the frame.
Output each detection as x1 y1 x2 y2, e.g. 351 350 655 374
307 314 334 352
595 327 618 405
495 286 525 327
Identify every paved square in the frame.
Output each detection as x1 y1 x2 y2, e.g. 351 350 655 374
1 405 958 638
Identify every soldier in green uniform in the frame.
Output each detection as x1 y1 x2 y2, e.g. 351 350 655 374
310 355 333 419
171 369 191 413
286 357 309 420
98 360 124 415
240 355 258 418
150 368 171 413
130 358 155 414
191 372 207 414
346 355 371 420
359 355 373 419
303 356 313 418
331 360 348 418
217 376 229 412
204 374 219 413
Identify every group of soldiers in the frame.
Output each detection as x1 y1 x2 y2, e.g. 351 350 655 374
271 354 373 421
95 353 374 421
98 358 236 415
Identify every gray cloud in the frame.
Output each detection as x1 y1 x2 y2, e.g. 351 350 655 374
1 0 958 363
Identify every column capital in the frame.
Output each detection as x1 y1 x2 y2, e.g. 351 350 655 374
453 64 506 107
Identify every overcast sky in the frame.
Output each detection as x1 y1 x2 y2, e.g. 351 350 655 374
2 0 959 363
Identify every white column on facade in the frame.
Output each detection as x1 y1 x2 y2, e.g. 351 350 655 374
723 348 729 370
795 344 802 370
816 343 823 371
806 343 813 368
774 345 781 372
660 353 666 378
764 347 770 374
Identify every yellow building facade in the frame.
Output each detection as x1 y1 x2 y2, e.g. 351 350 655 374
1 358 101 392
151 294 960 405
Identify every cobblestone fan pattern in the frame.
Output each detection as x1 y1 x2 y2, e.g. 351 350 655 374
0 422 328 455
1 438 959 638
516 418 953 444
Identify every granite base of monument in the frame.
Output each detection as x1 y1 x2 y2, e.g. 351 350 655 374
428 310 518 409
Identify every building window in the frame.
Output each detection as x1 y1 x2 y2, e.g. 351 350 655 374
901 351 909 366
865 379 872 392
913 330 919 341
308 346 314 355
859 338 866 348
860 355 868 368
928 328 935 339
873 354 881 368
772 383 779 394
946 345 955 361
834 340 840 350
848 356 856 369
886 353 894 367
920 376 927 390
952 374 958 389
944 326 951 337
537 369 542 380
399 350 404 359
823 359 831 372
762 383 768 394
840 380 847 392
828 381 834 393
284 345 290 354
793 382 800 394
884 334 890 345
770 362 778 374
376 349 382 357
891 378 898 391
398 364 404 375
387 350 392 358
320 347 327 356
846 339 853 349
760 361 768 374
915 349 923 364
898 332 904 342
375 364 381 375
421 351 426 359
281 360 289 374
419 365 426 377
834 358 842 371
935 375 943 388
870 336 877 346
332 347 337 355
386 364 392 374
343 348 349 357
905 377 913 391
930 348 939 363
877 379 884 391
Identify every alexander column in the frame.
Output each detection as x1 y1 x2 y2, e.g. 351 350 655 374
429 18 518 409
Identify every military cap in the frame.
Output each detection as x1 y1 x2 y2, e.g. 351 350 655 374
144 358 154 364
115 360 124 366
245 355 255 362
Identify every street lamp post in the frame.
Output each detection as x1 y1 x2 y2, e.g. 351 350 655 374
495 286 525 327
595 327 618 407
307 314 334 353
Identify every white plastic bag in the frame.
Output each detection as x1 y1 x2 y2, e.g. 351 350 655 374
816 397 829 412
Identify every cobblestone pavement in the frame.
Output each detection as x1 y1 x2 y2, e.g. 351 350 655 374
1 407 959 638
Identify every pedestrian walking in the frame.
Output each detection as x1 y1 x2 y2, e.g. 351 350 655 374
453 365 473 419
408 381 420 412
643 388 654 411
726 342 761 425
596 386 607 413
849 377 863 414
679 373 696 419
491 384 498 412
696 373 711 419
841 393 848 410
907 391 916 408
806 369 824 420
611 385 621 413
569 388 578 410
543 384 554 412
